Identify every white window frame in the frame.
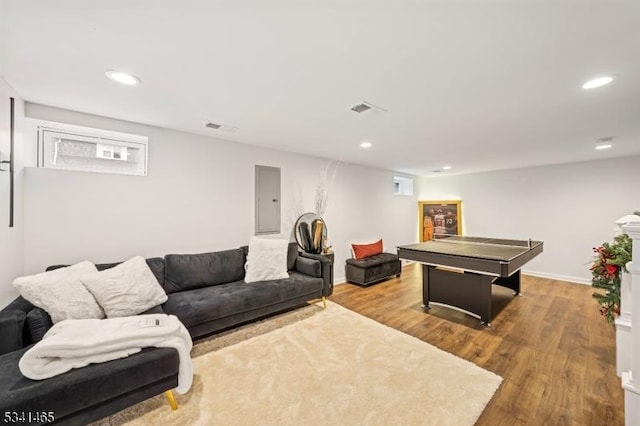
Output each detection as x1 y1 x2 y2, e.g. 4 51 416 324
38 126 148 176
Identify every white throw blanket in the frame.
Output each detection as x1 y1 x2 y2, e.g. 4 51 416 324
19 314 194 394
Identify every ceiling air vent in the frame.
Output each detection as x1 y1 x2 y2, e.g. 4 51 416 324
204 121 239 133
350 101 387 114
205 122 221 129
351 103 372 113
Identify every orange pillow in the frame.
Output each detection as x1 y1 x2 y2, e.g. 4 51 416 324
352 239 383 260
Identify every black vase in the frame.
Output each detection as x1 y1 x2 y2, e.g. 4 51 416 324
299 221 312 252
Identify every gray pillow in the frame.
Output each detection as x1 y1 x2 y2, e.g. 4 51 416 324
164 249 246 293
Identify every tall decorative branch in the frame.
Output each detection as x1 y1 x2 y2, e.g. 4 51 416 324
315 160 340 217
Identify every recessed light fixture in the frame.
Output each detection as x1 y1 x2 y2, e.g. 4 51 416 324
595 136 613 150
595 144 612 150
105 70 141 86
582 76 614 89
442 165 452 171
359 141 372 149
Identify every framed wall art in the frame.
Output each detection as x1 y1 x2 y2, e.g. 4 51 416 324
419 200 462 241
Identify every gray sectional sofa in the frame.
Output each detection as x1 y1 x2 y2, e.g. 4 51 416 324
0 242 332 425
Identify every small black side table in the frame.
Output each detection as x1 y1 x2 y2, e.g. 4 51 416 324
319 252 334 285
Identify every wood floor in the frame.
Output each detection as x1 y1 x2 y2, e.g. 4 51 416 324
329 263 624 425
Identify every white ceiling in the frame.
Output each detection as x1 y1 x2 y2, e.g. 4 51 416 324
1 0 639 176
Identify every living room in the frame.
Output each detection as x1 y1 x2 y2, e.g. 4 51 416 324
1 1 640 425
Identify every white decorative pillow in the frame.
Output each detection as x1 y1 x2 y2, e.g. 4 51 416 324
245 237 290 283
79 256 168 318
12 261 104 324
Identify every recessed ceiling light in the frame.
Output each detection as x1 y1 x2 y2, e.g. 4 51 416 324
442 165 452 171
595 136 613 150
582 76 614 89
360 141 372 149
105 70 141 86
595 144 612 150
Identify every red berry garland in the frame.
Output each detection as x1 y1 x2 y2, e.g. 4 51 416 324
591 233 632 323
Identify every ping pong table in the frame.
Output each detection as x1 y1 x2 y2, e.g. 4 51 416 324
397 236 543 326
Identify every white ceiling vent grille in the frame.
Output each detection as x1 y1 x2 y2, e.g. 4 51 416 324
350 101 387 114
596 136 613 143
204 121 239 133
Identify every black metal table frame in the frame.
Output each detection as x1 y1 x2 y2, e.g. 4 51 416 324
398 239 543 326
422 265 521 326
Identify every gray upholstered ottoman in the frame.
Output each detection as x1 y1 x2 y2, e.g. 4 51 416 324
345 253 401 286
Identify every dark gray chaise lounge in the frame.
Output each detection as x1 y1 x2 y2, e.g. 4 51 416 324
0 242 332 425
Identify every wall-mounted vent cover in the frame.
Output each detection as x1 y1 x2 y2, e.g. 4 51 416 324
204 121 239 133
596 136 613 143
350 101 387 114
351 103 372 113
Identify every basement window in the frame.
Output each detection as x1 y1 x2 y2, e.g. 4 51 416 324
393 176 413 196
38 126 148 176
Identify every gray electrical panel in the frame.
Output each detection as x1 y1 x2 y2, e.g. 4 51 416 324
255 165 281 234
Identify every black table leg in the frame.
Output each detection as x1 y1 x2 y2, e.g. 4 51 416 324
422 265 493 324
494 269 521 295
422 264 430 311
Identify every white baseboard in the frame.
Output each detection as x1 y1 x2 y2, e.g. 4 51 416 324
334 276 346 285
345 262 590 286
522 269 590 285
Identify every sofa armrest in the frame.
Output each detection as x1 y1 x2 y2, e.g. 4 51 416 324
298 252 333 297
25 308 53 343
295 256 322 278
3 296 35 314
0 310 26 355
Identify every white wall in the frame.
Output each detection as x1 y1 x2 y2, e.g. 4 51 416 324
22 103 418 283
0 78 25 308
9 101 634 308
418 157 640 284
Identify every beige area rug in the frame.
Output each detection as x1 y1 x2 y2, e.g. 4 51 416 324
95 302 502 426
